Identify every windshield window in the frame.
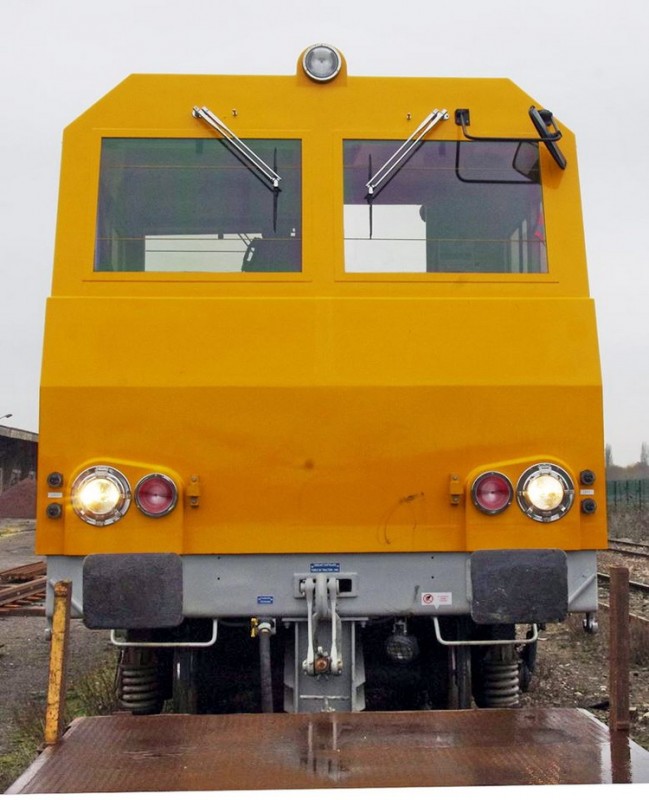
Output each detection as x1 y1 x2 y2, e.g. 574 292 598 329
95 138 301 273
344 140 547 274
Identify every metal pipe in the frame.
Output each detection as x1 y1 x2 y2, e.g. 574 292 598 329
258 621 274 713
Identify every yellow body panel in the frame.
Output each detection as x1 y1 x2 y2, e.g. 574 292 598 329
37 63 606 556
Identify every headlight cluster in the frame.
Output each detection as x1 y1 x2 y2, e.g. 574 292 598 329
517 464 574 522
472 463 576 523
71 466 177 526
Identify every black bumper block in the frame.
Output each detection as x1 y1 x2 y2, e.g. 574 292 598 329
83 553 183 629
470 549 568 625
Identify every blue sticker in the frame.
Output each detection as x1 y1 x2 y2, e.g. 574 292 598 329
310 562 341 573
256 595 274 605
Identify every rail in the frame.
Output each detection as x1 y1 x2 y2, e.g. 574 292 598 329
608 539 649 559
597 571 649 596
0 560 46 616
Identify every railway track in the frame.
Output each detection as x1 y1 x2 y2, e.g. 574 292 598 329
0 560 46 616
597 571 649 626
599 538 649 623
608 538 649 559
597 571 649 596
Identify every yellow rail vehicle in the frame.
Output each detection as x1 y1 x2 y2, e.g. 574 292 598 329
38 46 606 713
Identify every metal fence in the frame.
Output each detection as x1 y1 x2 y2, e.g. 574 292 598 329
606 479 649 509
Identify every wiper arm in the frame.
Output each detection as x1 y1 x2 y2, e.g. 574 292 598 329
366 108 449 196
192 106 282 190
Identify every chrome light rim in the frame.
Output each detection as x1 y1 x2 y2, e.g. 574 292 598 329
71 465 131 526
471 471 513 515
517 463 574 522
134 473 178 518
302 43 342 82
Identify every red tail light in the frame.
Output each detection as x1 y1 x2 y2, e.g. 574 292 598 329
471 472 513 515
134 474 178 517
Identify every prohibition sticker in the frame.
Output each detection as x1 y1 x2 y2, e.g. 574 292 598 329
421 592 452 608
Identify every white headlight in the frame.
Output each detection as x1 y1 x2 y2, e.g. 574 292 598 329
72 466 131 526
517 463 574 522
302 44 342 82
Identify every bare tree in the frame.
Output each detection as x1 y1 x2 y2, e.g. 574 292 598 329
605 443 613 468
641 441 649 467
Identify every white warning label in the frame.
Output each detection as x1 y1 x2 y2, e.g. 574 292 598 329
421 591 453 608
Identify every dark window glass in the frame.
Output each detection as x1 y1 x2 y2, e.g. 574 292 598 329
343 140 547 274
95 138 302 273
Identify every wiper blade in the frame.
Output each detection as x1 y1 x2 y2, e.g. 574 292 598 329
366 108 448 196
192 106 282 190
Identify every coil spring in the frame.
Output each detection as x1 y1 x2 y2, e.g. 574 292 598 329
117 649 163 714
480 648 521 708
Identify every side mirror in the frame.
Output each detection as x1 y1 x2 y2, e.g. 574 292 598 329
529 107 567 170
512 141 540 180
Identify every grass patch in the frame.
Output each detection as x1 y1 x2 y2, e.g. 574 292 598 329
0 700 45 792
66 656 121 719
0 655 119 792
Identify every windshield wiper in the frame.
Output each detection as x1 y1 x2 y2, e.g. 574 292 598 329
192 106 282 190
365 108 449 196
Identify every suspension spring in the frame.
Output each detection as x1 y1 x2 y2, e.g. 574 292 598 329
117 648 163 714
480 647 521 708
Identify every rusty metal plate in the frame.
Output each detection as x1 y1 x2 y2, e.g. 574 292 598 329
9 708 649 793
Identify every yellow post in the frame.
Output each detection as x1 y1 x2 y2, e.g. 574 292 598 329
44 580 72 746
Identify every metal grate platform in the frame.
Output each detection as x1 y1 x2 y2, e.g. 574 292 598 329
8 708 649 793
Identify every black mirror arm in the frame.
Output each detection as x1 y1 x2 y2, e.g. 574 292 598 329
454 107 567 170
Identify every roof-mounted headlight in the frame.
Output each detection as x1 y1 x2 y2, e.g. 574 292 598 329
517 463 574 522
71 466 131 526
302 44 342 82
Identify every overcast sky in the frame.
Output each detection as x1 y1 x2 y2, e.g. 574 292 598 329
1 0 648 467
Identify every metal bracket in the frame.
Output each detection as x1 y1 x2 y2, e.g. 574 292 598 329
300 575 343 675
568 572 597 605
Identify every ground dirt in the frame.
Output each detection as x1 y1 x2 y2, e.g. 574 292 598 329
1 513 648 792
0 480 36 519
518 509 649 751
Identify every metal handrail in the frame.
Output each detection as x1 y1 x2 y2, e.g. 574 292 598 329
110 619 218 648
432 617 539 647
